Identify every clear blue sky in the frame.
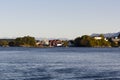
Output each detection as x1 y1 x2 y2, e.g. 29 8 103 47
0 0 120 39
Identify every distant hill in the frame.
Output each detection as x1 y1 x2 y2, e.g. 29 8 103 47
36 37 68 40
91 32 120 38
0 39 14 42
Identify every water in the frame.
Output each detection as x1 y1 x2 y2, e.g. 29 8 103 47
0 47 120 80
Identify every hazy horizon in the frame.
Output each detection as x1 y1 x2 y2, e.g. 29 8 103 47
0 0 120 39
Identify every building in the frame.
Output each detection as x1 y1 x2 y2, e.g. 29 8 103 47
111 37 120 44
94 37 102 40
49 40 63 47
36 39 49 47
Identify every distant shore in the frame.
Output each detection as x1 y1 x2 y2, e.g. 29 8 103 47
0 33 120 48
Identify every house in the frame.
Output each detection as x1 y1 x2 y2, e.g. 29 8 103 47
49 40 63 47
111 37 120 44
93 36 108 41
36 39 49 47
94 37 102 40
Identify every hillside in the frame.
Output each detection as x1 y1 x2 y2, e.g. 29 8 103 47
91 32 120 38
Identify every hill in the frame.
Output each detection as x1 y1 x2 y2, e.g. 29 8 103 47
91 32 120 38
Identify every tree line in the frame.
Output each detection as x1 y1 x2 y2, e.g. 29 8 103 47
74 35 111 47
0 36 36 47
0 35 120 47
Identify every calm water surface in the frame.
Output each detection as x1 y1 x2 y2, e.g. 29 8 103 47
0 47 120 80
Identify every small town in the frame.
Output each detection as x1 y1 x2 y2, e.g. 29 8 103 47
0 32 120 48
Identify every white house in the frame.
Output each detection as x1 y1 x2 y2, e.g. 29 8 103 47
94 37 102 40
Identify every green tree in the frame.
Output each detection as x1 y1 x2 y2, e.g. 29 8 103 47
80 35 92 47
9 41 16 47
74 35 111 47
0 40 8 47
74 37 81 47
99 34 104 39
118 41 120 46
62 40 69 47
74 35 93 47
15 36 36 47
118 34 120 38
15 37 24 46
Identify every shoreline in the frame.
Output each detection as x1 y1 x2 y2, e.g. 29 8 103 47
0 46 119 48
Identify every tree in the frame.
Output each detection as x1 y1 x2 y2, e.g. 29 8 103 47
99 34 104 39
0 40 8 47
118 34 120 38
74 35 93 47
80 35 92 47
15 37 24 46
9 41 16 47
118 41 120 46
74 35 111 47
15 36 36 47
62 40 69 47
74 37 81 47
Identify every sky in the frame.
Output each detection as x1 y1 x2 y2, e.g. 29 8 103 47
0 0 120 39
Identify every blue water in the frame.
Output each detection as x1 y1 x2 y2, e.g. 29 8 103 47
0 47 120 80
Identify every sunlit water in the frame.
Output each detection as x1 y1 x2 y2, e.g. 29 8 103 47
0 47 120 80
